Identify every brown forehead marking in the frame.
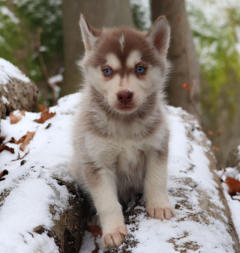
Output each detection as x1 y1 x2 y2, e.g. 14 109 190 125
88 28 161 69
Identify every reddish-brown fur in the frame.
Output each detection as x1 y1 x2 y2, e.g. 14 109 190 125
86 28 165 73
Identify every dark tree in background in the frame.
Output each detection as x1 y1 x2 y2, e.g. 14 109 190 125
62 0 133 96
151 0 200 116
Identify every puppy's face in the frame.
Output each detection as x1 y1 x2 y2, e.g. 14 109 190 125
80 15 170 114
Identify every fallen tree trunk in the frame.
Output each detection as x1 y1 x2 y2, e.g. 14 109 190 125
0 62 91 252
1 92 239 252
0 58 38 120
0 93 92 253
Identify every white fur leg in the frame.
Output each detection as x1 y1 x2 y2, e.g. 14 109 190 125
86 170 127 248
144 150 175 220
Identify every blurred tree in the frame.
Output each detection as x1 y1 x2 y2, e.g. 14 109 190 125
187 1 240 167
61 0 134 96
131 3 147 30
151 0 200 116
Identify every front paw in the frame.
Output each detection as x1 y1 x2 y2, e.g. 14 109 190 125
102 225 128 248
147 205 175 220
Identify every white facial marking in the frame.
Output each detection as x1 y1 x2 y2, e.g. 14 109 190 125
119 34 125 52
126 50 142 69
106 53 121 69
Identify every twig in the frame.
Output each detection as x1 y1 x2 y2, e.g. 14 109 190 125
12 150 29 161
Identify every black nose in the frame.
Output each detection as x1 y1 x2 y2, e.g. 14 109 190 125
117 90 134 105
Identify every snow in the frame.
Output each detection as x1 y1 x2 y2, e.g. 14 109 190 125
0 58 30 84
0 6 19 23
0 93 238 252
130 0 151 28
127 107 233 253
185 0 240 67
224 189 240 241
48 74 63 84
0 178 57 253
0 93 81 252
1 95 9 104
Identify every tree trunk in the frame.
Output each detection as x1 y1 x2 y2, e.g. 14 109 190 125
151 0 200 116
34 179 91 253
61 0 134 96
0 78 38 119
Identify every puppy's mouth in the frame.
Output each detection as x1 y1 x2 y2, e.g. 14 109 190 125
115 102 136 112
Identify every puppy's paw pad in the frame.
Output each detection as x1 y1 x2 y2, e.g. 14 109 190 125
147 206 175 220
102 226 128 248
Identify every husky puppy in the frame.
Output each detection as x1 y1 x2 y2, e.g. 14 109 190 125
69 14 175 248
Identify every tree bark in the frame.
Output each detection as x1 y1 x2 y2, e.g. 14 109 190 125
0 78 38 119
61 0 134 96
151 0 200 116
34 179 91 253
0 58 38 135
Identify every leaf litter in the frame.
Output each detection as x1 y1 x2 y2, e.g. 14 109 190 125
34 105 56 124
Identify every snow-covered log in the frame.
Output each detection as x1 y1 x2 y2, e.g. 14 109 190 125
81 107 240 253
0 58 38 120
0 94 91 253
0 93 239 252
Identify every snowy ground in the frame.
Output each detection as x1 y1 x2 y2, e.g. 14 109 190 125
80 106 240 253
0 58 30 84
0 94 80 253
0 92 239 252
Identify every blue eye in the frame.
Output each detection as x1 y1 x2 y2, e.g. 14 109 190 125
136 65 146 74
102 67 113 76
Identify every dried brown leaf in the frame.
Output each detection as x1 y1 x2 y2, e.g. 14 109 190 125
225 177 240 196
19 131 35 151
87 226 102 253
212 146 220 152
181 82 192 90
0 144 14 154
38 104 48 113
87 225 102 238
34 110 56 124
207 130 214 136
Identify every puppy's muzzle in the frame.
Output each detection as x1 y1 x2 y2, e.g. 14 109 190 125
117 90 134 106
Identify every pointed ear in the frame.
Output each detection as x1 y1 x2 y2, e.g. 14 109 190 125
146 16 170 55
79 14 101 51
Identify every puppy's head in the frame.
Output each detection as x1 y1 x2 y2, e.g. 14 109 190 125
79 14 170 115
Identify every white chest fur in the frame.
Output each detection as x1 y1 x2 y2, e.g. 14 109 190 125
85 134 146 170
